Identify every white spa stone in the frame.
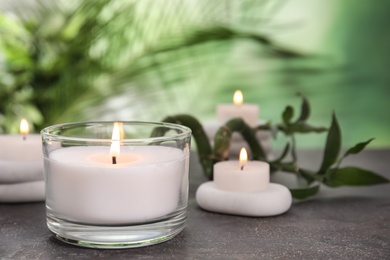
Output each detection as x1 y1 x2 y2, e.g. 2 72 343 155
0 161 44 183
196 182 292 217
0 180 45 202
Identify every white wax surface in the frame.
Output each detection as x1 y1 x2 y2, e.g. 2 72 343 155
0 135 42 160
214 161 269 192
0 135 44 184
0 181 45 202
216 104 259 127
46 146 188 224
196 182 292 217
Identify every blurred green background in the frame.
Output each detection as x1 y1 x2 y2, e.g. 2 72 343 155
0 0 389 148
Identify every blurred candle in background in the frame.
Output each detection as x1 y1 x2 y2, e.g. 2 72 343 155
0 119 44 202
204 90 272 158
216 90 259 127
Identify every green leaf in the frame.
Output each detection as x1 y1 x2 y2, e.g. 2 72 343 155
324 167 389 187
282 106 294 125
296 93 310 122
289 122 327 133
269 46 305 59
290 185 320 199
318 113 341 173
343 138 374 158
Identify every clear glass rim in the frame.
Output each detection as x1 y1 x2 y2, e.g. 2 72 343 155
41 121 191 143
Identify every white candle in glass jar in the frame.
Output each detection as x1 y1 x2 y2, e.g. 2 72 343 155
0 119 43 183
216 90 259 127
46 145 188 225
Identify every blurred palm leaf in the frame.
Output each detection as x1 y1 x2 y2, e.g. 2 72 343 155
0 0 310 133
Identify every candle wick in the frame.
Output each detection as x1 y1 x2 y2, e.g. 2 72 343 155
112 156 117 164
241 165 244 170
23 135 26 141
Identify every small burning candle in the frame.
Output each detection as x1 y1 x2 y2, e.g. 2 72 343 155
214 148 269 192
216 90 260 127
204 89 272 158
196 147 292 217
0 119 42 163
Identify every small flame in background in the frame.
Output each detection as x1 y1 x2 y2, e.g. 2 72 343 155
20 119 29 135
233 90 243 106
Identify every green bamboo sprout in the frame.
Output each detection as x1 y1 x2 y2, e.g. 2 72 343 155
159 115 214 179
214 118 267 162
161 94 389 199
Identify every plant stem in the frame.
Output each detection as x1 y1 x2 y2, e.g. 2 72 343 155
215 118 267 161
161 115 214 179
291 134 297 162
271 162 318 184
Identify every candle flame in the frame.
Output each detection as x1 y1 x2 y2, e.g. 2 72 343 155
233 90 243 106
239 147 248 164
110 122 121 159
20 119 29 135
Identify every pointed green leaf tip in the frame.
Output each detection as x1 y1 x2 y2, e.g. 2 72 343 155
290 185 320 199
343 138 375 158
325 167 389 187
282 106 294 125
296 93 310 122
319 112 341 173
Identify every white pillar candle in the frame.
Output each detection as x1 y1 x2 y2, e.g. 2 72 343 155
216 90 260 127
214 148 269 192
0 119 43 184
0 135 42 161
46 145 187 225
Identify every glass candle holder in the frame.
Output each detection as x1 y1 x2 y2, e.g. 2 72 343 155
41 121 191 249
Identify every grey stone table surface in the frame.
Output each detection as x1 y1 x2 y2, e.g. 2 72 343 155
1 149 390 259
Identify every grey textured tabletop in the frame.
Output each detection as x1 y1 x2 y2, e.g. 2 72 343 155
1 149 390 259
